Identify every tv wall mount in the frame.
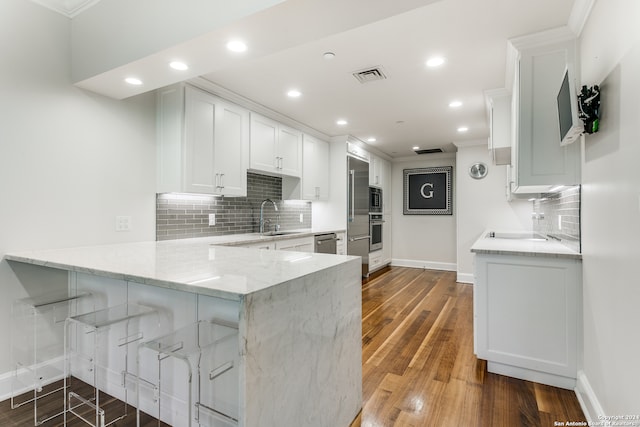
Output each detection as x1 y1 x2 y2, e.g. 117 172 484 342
578 84 600 134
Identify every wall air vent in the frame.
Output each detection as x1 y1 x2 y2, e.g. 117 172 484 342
414 148 444 155
352 66 387 84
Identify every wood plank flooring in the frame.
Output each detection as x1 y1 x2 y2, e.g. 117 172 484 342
357 266 586 427
0 266 586 426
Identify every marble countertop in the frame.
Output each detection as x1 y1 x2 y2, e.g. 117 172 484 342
4 233 356 301
470 230 582 259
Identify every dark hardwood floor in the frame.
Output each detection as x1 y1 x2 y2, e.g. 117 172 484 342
356 266 586 427
1 266 586 426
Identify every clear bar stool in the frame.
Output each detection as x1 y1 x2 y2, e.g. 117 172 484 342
64 302 158 427
11 289 92 426
137 320 239 427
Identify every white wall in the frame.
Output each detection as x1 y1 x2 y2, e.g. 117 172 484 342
0 0 156 376
455 141 531 283
577 0 640 417
390 155 457 271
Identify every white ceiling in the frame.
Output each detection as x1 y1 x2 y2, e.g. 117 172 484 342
33 0 577 158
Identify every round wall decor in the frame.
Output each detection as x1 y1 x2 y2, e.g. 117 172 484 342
469 162 488 179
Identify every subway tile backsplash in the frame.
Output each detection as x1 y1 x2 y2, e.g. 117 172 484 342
156 172 312 241
532 186 581 253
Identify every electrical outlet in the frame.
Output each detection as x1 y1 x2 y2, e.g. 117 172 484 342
209 214 216 226
115 216 132 232
299 213 303 223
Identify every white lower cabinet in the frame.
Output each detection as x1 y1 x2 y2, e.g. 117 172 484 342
242 241 275 250
241 236 314 252
274 236 314 252
369 250 383 273
336 232 346 255
474 253 581 389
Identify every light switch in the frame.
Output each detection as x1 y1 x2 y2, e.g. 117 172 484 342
209 214 216 226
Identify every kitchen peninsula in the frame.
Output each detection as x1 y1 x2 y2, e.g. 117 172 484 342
5 238 362 427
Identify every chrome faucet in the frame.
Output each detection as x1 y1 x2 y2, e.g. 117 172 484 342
259 199 279 234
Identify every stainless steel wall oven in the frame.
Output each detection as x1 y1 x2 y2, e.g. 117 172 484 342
369 213 384 251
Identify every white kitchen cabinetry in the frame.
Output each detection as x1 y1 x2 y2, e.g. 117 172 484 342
242 241 275 250
474 253 582 389
485 88 512 166
275 236 314 252
369 154 387 188
369 250 383 272
302 134 329 201
157 84 249 196
509 29 581 193
381 214 392 265
336 232 346 255
250 113 302 177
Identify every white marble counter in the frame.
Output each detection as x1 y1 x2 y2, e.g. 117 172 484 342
470 230 582 259
4 234 355 301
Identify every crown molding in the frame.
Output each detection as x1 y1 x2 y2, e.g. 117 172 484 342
568 0 596 37
30 0 102 18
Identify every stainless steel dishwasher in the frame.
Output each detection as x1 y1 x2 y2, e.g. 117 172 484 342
314 233 338 254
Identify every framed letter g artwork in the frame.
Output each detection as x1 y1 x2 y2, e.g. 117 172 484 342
403 166 453 215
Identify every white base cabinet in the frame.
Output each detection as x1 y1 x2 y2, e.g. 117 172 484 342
474 253 581 389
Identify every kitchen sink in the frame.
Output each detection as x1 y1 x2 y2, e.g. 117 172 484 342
262 231 302 236
486 231 547 241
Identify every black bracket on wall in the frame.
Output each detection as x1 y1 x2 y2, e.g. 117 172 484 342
578 85 600 134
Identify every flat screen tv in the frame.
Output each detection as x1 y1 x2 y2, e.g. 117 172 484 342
557 66 583 146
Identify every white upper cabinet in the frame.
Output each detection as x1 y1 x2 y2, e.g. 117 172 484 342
157 84 249 196
485 88 512 166
509 28 581 193
250 113 302 177
302 134 329 201
369 154 382 187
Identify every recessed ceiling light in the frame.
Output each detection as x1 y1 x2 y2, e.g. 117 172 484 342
287 89 302 98
426 56 446 67
169 61 189 71
367 137 377 143
449 100 463 108
323 52 335 60
457 126 469 133
336 119 348 126
226 40 248 53
412 146 420 150
124 77 143 86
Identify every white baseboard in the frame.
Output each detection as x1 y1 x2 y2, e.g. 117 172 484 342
456 273 474 284
391 259 457 272
575 370 604 424
0 369 14 402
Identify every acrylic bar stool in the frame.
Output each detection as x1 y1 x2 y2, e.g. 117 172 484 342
64 302 158 427
137 320 240 427
11 290 92 426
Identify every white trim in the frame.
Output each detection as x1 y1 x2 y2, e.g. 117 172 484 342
391 152 457 163
452 139 486 149
568 0 596 37
575 370 605 424
189 77 332 142
391 259 456 272
456 273 474 284
30 0 102 18
488 361 576 390
508 26 576 51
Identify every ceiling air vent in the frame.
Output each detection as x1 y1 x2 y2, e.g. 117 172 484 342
352 66 387 84
414 148 444 155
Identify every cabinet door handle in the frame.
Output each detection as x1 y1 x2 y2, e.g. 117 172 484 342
215 173 220 189
220 173 225 189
